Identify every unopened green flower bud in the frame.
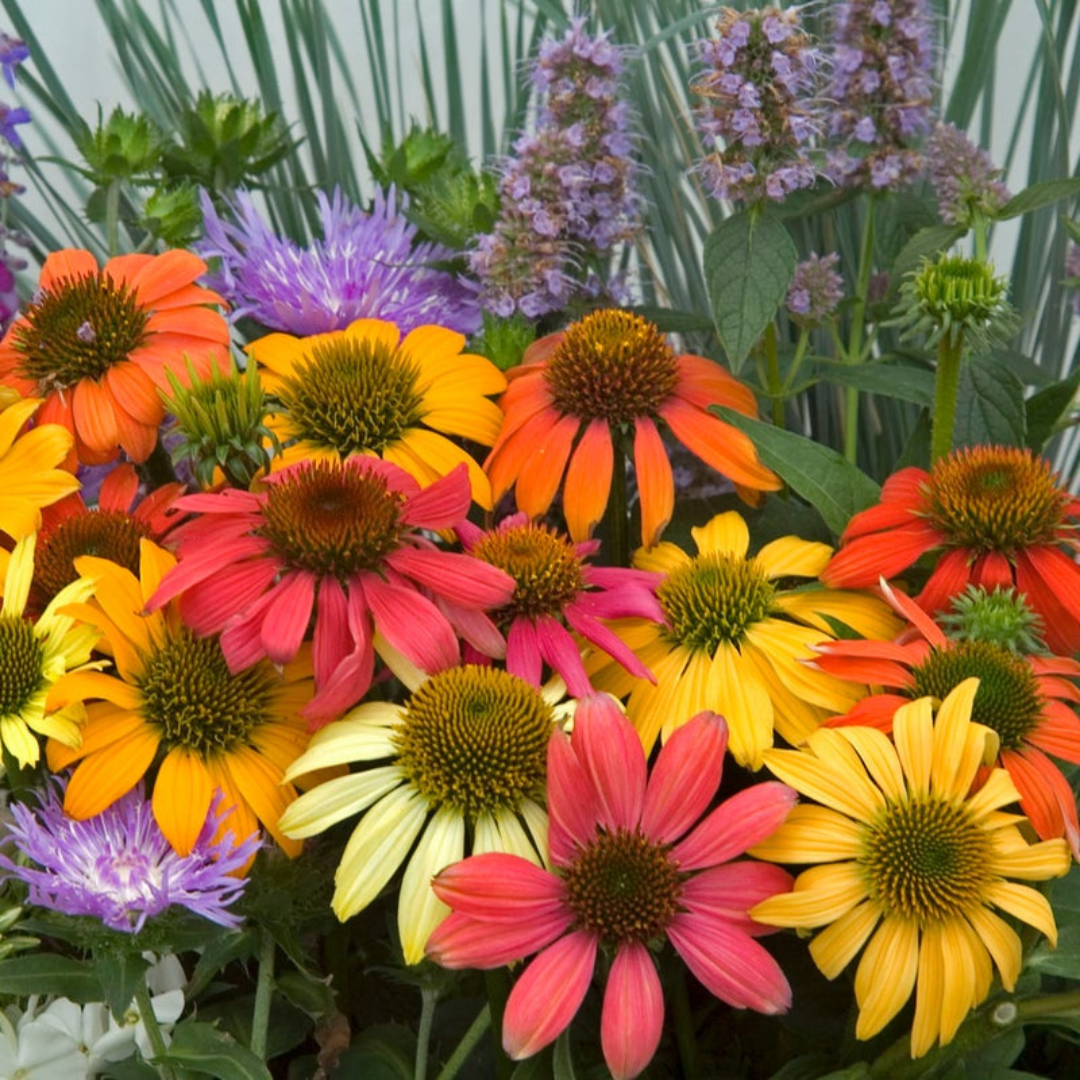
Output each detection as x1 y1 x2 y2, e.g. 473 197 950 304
76 106 163 182
940 585 1047 655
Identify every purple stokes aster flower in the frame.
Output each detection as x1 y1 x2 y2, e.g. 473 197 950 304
692 6 823 205
197 186 480 337
0 33 28 89
469 16 643 318
787 252 844 324
825 0 937 190
0 782 259 932
926 122 1010 226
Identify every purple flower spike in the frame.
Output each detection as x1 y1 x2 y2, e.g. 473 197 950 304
787 252 844 325
198 186 480 337
926 122 1010 226
0 33 28 89
0 782 259 932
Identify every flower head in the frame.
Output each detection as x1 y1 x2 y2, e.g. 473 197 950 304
427 701 796 1079
0 101 29 152
587 511 901 767
248 317 506 506
692 6 822 205
198 187 480 337
815 580 1080 855
825 0 937 190
280 664 568 963
486 309 780 548
0 249 230 465
455 513 664 696
821 445 1080 654
148 457 514 724
0 33 29 89
926 122 1010 227
751 680 1071 1057
939 584 1046 654
0 781 257 931
787 252 844 326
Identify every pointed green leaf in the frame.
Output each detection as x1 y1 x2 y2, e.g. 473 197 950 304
95 949 149 1021
713 408 880 536
998 178 1080 221
157 1021 272 1080
704 211 797 374
890 223 965 284
954 356 1026 450
813 360 935 407
1025 366 1080 451
0 955 101 1002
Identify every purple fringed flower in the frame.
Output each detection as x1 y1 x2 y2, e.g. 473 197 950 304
197 186 481 337
0 783 259 932
787 252 844 324
1066 244 1080 316
692 6 822 205
825 0 937 190
469 17 643 318
0 33 28 89
926 122 1010 225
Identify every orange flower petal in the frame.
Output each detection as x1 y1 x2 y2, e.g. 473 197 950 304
633 416 674 548
516 414 579 520
562 419 612 542
64 727 160 819
39 249 98 290
71 378 120 459
153 747 215 855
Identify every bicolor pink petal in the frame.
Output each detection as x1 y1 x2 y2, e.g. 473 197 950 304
437 597 507 659
601 943 664 1080
431 853 567 921
503 931 598 1060
362 574 459 674
427 911 573 969
173 488 263 515
399 462 471 528
506 617 544 688
641 713 727 844
572 580 665 623
536 614 592 698
220 591 276 671
573 695 647 832
177 556 280 636
304 600 375 727
680 863 795 936
259 570 316 664
564 602 656 682
547 728 600 865
147 532 272 611
668 913 792 1014
672 783 797 871
388 546 515 608
312 577 350 686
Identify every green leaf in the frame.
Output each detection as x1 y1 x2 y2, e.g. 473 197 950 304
954 356 1027 450
713 408 881 536
890 223 965 285
0 954 102 1002
275 970 337 1020
998 178 1080 220
333 1024 415 1080
157 1020 272 1080
94 949 149 1021
1027 923 1080 979
1025 366 1080 451
813 360 935 408
553 1029 578 1080
704 211 797 374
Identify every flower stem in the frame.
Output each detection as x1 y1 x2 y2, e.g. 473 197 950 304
671 964 702 1080
930 331 965 466
484 969 514 1080
781 328 811 395
415 983 439 1080
608 432 630 568
105 178 122 258
249 928 275 1061
1015 989 1080 1020
843 197 877 464
434 1003 491 1080
763 322 785 428
134 978 176 1080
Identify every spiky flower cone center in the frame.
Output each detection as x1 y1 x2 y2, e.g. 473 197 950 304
545 310 679 424
33 512 149 610
258 460 405 578
659 552 776 651
392 666 553 816
140 628 277 754
12 273 150 390
471 522 585 621
277 339 424 454
0 615 43 715
862 796 990 924
924 447 1068 554
562 827 683 945
912 642 1043 751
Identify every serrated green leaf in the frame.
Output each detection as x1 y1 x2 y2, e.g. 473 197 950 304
157 1021 272 1080
890 223 966 284
704 211 797 374
998 178 1080 221
0 954 102 1002
95 949 149 1021
713 408 881 536
954 356 1026 450
1025 366 1080 451
813 360 935 407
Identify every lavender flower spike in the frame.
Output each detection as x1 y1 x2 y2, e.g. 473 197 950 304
0 782 259 932
787 252 844 325
198 186 481 337
926 122 1010 226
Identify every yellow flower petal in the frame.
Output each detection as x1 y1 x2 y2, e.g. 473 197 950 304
853 916 919 1040
750 862 868 929
749 804 864 863
0 715 39 769
893 696 933 794
2 533 34 618
929 679 981 798
834 726 905 801
398 806 465 965
278 767 404 838
691 511 749 559
808 901 881 980
965 906 1022 990
710 641 774 770
631 541 688 575
990 838 1071 882
756 536 831 579
282 715 398 781
911 924 945 1058
762 743 880 822
985 881 1059 945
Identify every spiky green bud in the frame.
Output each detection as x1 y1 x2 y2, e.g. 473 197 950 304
940 584 1047 655
75 106 164 182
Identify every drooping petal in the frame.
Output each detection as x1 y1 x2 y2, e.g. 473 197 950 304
562 418 613 542
601 943 664 1080
632 417 673 549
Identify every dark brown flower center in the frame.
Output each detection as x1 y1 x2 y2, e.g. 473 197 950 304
923 446 1069 555
12 273 150 391
0 615 44 716
257 459 404 578
392 666 553 816
274 337 424 454
562 827 683 945
471 522 585 622
545 310 679 424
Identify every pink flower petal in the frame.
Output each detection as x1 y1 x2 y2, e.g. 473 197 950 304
259 570 316 664
672 783 797 871
547 728 599 866
506 618 543 688
571 582 665 624
641 712 728 844
574 695 646 832
399 462 471 528
503 931 598 1060
431 852 566 920
146 534 272 612
536 614 592 698
362 574 459 673
564 603 655 682
427 911 573 969
313 577 350 686
437 597 506 659
388 547 515 608
668 913 791 1013
680 863 795 937
601 942 664 1080
177 556 280 636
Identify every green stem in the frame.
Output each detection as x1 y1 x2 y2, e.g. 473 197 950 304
484 969 514 1080
105 179 122 258
1016 989 1080 1020
972 209 989 263
930 331 965 465
249 929 275 1061
670 965 701 1080
415 984 439 1080
434 1004 491 1080
843 198 877 464
762 322 785 428
134 979 176 1080
608 433 630 569
781 328 811 394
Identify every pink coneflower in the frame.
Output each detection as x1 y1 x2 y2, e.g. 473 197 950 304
453 513 664 696
147 457 515 726
427 698 795 1079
